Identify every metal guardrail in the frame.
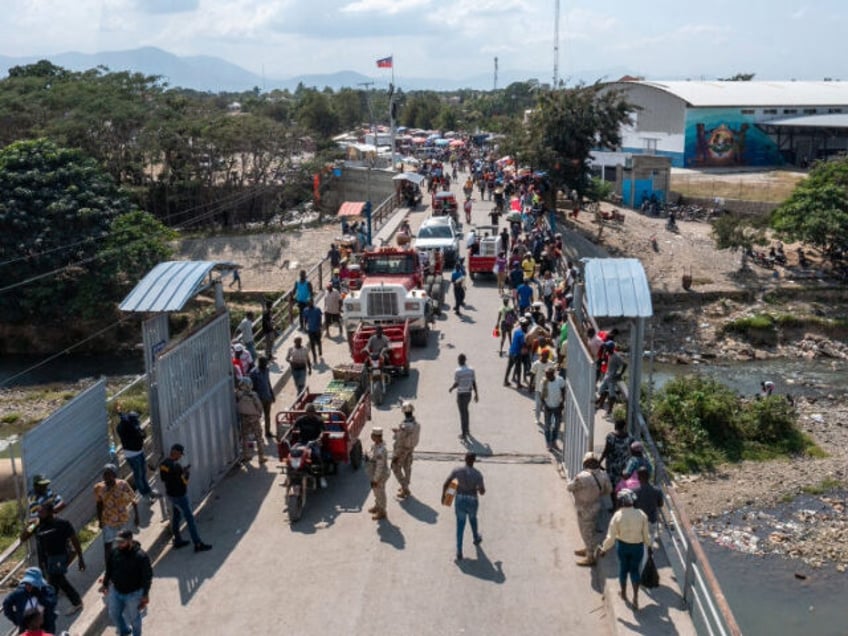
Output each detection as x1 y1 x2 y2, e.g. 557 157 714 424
634 409 742 636
557 213 741 635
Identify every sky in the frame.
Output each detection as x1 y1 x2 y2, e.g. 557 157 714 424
3 0 847 83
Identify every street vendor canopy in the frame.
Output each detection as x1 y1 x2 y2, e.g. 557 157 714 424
338 201 366 217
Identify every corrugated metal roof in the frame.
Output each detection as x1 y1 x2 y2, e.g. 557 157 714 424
120 261 221 313
583 258 653 318
621 80 848 108
338 201 366 217
762 113 848 128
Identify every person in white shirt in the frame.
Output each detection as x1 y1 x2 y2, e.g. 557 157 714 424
236 312 256 360
540 366 566 450
599 489 651 609
529 350 555 426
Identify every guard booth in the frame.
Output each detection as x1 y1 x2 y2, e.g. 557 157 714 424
120 261 240 504
562 258 652 478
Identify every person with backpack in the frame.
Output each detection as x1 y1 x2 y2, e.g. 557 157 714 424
115 411 158 502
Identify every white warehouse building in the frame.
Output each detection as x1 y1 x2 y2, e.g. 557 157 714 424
597 80 848 168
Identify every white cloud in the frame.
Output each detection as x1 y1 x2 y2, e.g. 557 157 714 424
341 0 431 14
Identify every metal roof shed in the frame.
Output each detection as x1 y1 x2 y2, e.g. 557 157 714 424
120 260 235 313
582 258 652 434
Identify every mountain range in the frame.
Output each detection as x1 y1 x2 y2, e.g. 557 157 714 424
0 47 633 93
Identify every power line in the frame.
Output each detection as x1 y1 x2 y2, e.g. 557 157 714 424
0 184 271 294
0 319 125 388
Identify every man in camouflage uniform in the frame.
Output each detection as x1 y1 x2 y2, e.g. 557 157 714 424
391 401 421 499
364 427 390 520
235 378 267 465
567 451 612 566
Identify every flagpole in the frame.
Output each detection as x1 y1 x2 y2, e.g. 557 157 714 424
390 53 396 172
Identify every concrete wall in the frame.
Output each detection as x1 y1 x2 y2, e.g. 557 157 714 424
323 166 397 212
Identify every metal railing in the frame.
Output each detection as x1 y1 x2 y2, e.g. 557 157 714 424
634 409 742 636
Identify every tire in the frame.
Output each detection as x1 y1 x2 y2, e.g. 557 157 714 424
350 439 363 470
372 378 384 406
287 491 304 523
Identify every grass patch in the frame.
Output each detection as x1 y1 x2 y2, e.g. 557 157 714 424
670 170 804 203
647 375 819 474
1 413 21 425
0 501 22 552
801 477 844 495
109 382 149 420
723 314 775 333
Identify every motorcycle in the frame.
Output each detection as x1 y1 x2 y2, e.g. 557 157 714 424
281 439 325 523
365 352 388 406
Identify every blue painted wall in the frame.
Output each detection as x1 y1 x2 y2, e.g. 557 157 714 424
622 179 665 207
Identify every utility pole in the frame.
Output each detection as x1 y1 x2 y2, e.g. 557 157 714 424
553 0 560 89
358 81 376 145
494 57 498 91
358 81 376 246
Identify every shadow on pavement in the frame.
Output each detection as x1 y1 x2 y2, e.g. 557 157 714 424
285 463 370 535
398 494 439 524
376 518 406 549
456 545 506 584
462 435 492 457
150 463 279 606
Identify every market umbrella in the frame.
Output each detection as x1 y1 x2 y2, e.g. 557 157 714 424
434 138 450 146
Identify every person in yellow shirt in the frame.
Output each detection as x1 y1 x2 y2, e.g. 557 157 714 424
599 488 651 609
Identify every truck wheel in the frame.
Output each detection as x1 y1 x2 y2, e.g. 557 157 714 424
287 492 304 523
350 440 363 470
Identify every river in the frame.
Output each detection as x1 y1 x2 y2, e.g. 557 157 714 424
0 353 143 387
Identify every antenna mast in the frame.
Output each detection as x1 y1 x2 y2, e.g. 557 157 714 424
553 0 560 88
494 56 499 91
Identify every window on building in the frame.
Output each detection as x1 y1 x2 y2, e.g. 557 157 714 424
829 108 843 114
741 109 755 115
641 138 658 155
803 108 817 114
763 109 778 115
783 109 798 114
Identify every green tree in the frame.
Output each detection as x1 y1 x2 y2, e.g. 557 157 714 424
0 139 174 322
711 213 768 270
516 83 634 202
771 158 848 258
295 89 339 141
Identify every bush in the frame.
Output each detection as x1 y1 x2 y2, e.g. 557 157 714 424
648 374 815 473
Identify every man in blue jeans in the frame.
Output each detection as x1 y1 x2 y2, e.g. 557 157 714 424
116 412 159 502
101 529 152 636
443 453 485 561
159 444 212 553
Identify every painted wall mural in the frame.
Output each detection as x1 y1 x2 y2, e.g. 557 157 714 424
684 109 783 167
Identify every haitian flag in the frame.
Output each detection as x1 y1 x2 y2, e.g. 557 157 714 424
376 56 393 68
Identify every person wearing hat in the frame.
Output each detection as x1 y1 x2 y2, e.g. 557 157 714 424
101 529 153 636
364 427 390 520
622 441 652 481
236 377 268 466
27 475 65 521
232 342 253 375
159 444 212 552
442 452 485 561
323 282 343 338
598 489 651 609
30 502 85 616
94 463 139 562
249 356 276 439
391 402 421 499
567 452 613 566
2 567 57 634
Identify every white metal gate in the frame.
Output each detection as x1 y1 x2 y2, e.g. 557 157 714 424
562 314 595 479
21 379 108 532
152 311 238 502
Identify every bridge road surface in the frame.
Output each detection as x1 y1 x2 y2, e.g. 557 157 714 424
78 175 616 635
